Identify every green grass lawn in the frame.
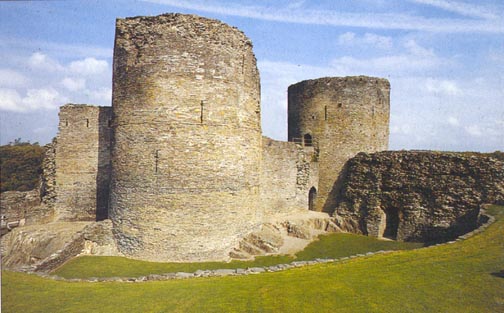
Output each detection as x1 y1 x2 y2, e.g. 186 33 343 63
2 205 503 313
52 231 423 279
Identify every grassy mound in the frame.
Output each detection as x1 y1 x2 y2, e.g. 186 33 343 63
2 205 503 312
53 232 423 279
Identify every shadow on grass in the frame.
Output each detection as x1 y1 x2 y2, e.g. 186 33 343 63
490 270 504 278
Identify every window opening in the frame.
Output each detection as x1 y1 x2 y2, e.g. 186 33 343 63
324 106 328 121
154 150 159 173
86 119 89 127
200 100 204 124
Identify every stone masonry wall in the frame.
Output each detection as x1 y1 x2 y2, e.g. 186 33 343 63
55 104 112 221
288 76 390 213
260 137 318 216
335 151 504 243
40 139 56 209
110 13 262 261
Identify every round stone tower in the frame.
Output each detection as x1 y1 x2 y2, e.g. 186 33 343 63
110 14 262 261
288 76 390 212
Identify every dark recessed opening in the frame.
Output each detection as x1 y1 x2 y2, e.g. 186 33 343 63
382 209 399 240
308 187 317 211
304 133 313 147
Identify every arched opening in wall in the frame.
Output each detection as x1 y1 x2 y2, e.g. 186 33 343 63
308 187 317 211
379 208 399 240
304 133 313 147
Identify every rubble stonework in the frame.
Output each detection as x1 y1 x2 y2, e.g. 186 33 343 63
40 139 56 208
334 151 504 242
260 137 318 216
110 13 263 261
54 105 112 221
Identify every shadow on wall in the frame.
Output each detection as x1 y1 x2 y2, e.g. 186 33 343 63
96 107 112 221
322 161 350 214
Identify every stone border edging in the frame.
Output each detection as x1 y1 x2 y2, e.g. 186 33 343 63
28 212 496 283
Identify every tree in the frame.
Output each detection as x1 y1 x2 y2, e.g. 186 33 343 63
0 141 44 192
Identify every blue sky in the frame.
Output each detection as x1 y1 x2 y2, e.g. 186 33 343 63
0 0 503 152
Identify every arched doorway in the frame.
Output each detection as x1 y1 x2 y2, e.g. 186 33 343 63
303 133 313 147
308 187 317 211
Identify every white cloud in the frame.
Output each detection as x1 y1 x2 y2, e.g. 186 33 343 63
330 40 443 75
142 0 504 33
287 0 305 9
0 87 66 112
0 69 29 88
409 0 499 20
28 52 64 72
21 88 66 111
465 125 483 137
69 58 108 76
426 78 462 96
338 32 393 49
88 87 112 103
0 88 22 112
404 39 435 57
0 52 112 114
447 116 460 126
61 77 86 91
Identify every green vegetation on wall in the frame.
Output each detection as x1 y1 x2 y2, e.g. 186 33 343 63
0 139 44 192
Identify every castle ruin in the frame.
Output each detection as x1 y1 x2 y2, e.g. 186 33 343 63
2 13 503 270
45 13 390 261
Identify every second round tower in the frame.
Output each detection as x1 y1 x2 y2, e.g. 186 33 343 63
288 76 390 212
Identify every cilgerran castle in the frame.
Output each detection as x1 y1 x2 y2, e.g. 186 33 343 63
50 13 389 261
2 13 503 270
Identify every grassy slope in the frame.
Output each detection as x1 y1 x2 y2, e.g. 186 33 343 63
53 233 423 279
2 205 503 313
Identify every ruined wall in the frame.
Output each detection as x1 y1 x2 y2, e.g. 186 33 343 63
54 104 112 221
0 190 39 226
110 13 262 261
260 137 318 216
335 151 504 243
288 76 390 213
40 139 56 209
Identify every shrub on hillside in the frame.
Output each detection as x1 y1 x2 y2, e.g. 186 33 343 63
0 139 44 192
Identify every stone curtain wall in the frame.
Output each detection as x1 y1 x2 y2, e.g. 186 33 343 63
260 137 318 216
110 14 262 261
54 105 112 221
288 76 390 213
335 151 504 242
40 139 56 210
